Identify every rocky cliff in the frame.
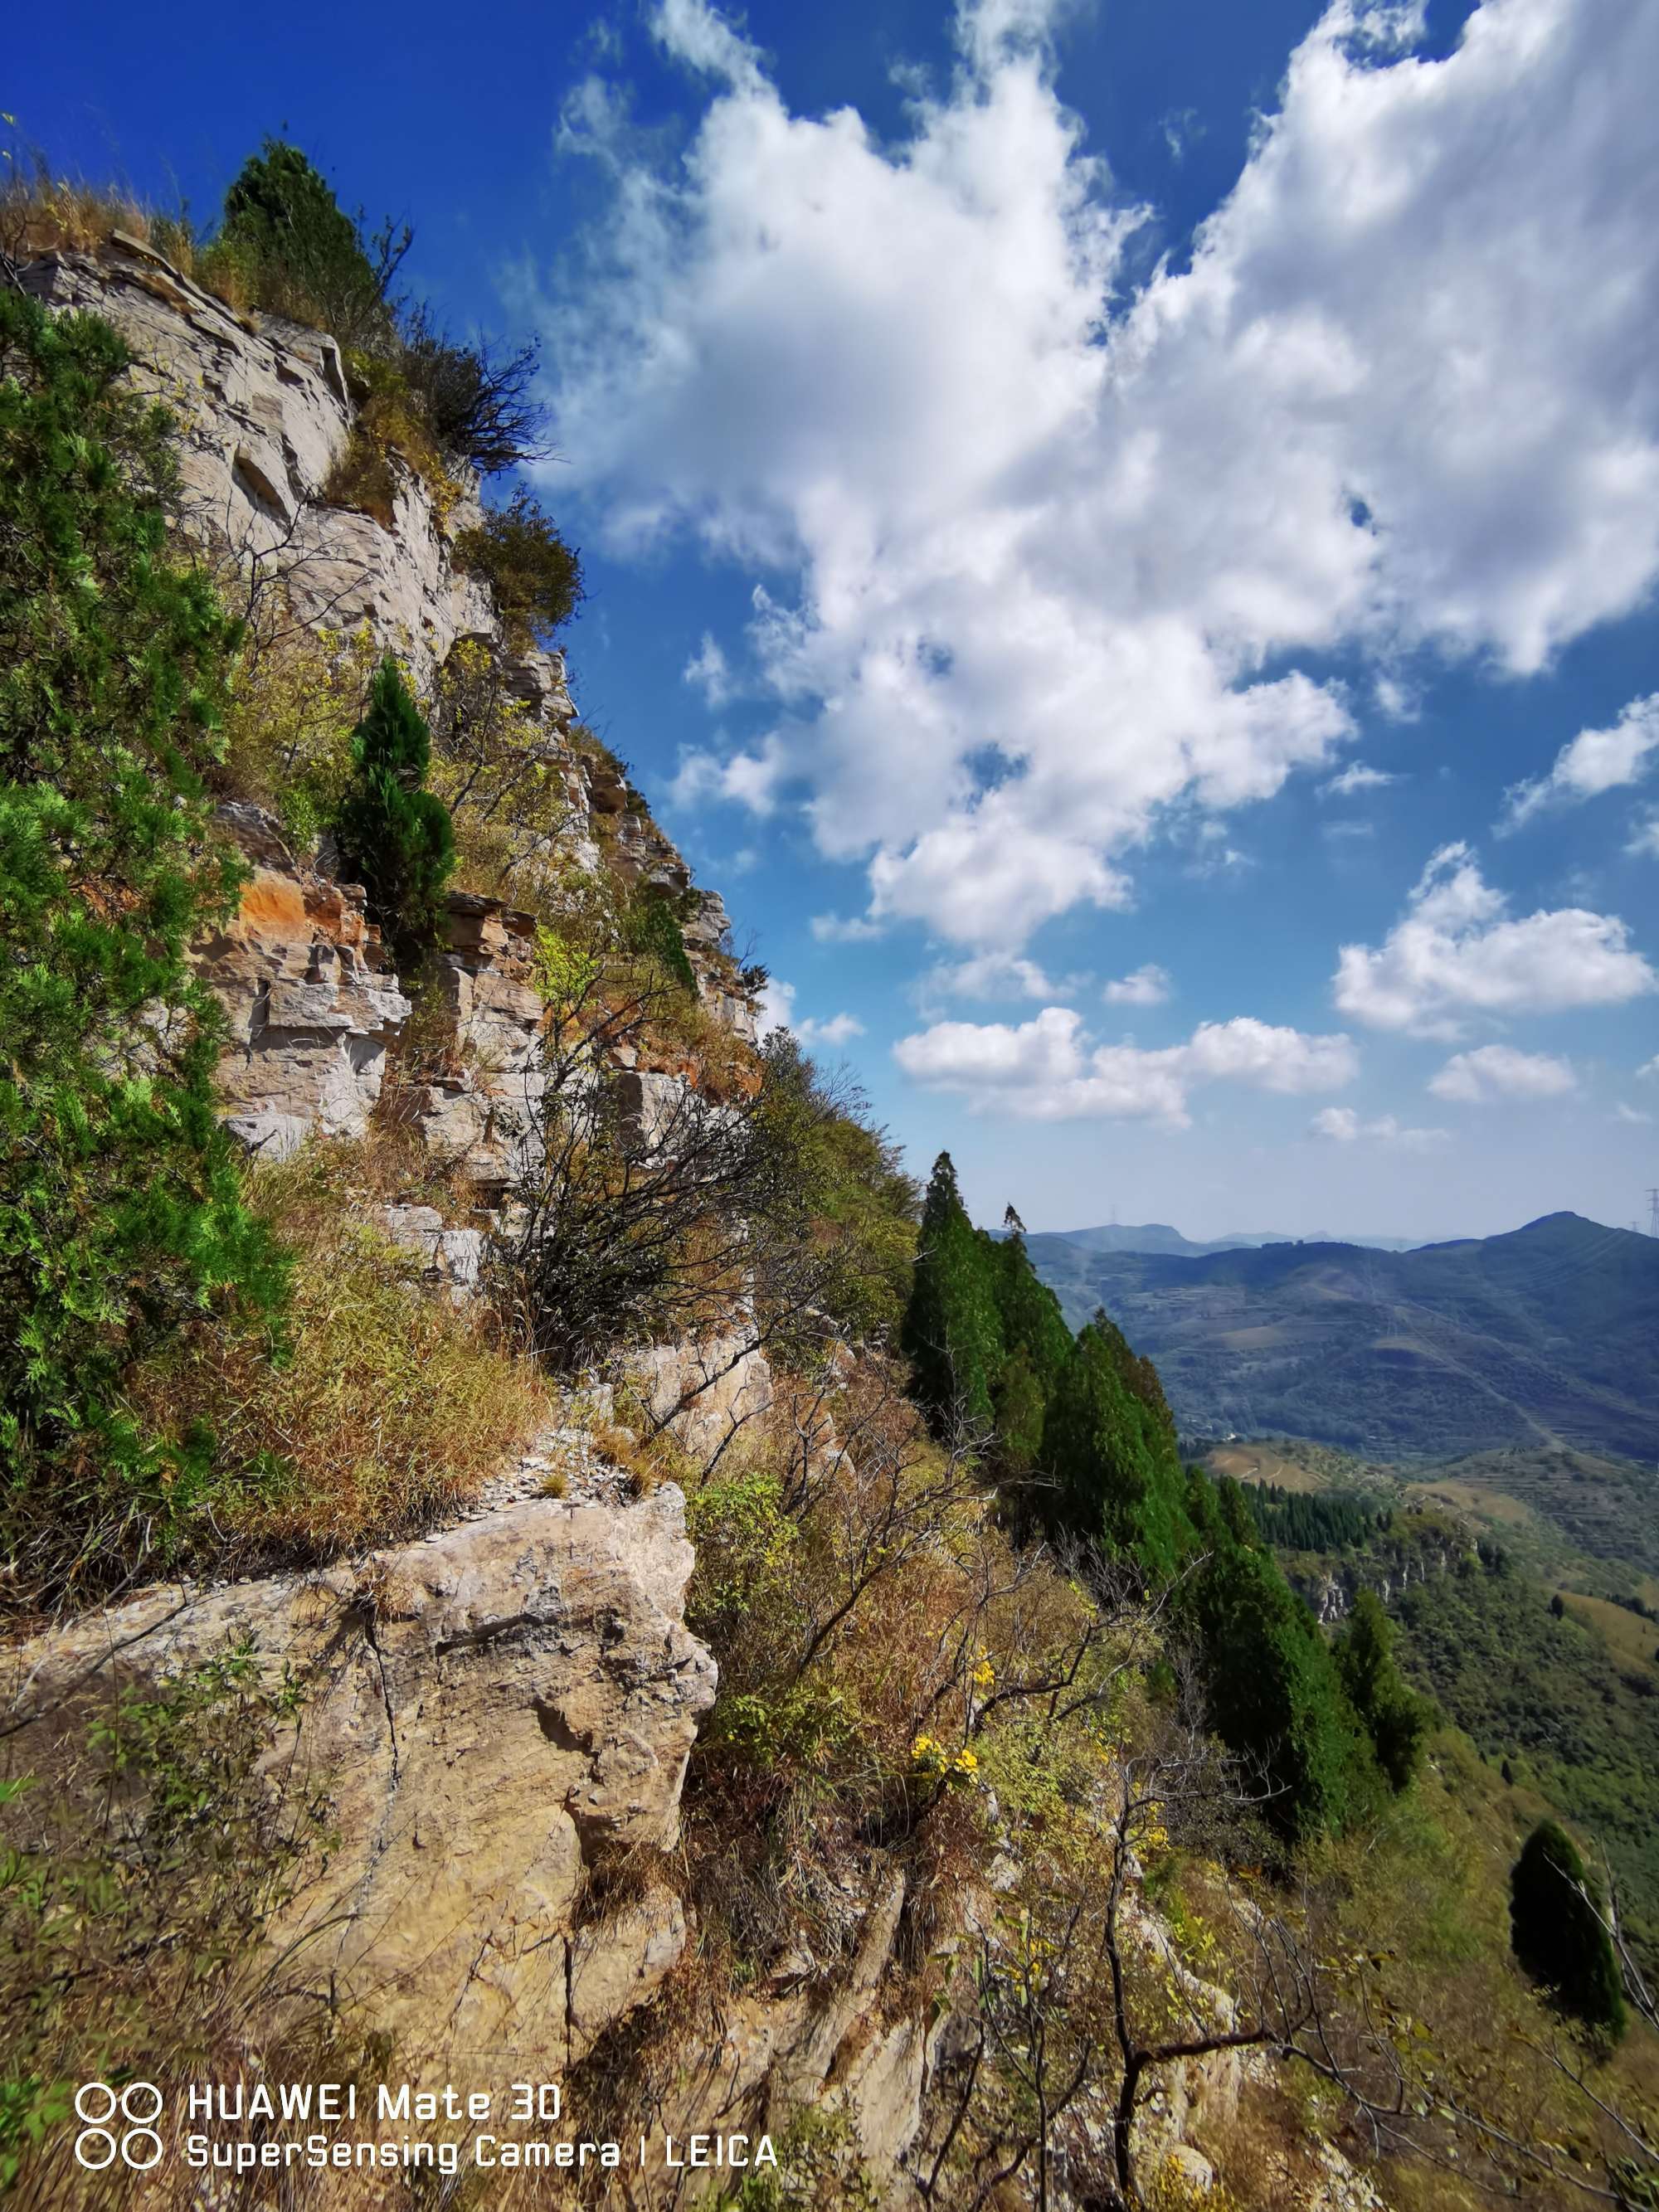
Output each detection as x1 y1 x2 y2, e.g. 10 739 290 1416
0 231 1385 2212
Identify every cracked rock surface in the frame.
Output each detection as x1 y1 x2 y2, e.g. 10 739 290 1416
0 1475 714 2073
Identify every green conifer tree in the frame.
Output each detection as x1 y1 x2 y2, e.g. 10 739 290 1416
1183 1471 1379 1840
1510 1821 1627 2042
336 656 455 965
991 1344 1048 1473
220 140 405 349
900 1153 1005 1437
1042 1312 1190 1575
991 1205 1074 1392
1335 1588 1433 1792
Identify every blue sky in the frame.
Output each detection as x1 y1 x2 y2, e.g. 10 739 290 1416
18 0 1659 1240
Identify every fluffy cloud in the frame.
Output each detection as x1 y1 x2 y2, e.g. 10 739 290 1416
1333 844 1655 1036
893 1007 1355 1125
1501 693 1659 829
926 950 1058 1003
798 1010 865 1047
1102 963 1171 1006
1310 1106 1447 1149
755 976 797 1038
756 976 864 1048
542 0 1659 947
1629 813 1659 859
1428 1043 1578 1102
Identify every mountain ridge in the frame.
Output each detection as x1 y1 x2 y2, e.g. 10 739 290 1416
1024 1211 1659 1461
1039 1220 1425 1258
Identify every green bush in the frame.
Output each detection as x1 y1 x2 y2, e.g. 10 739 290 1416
455 486 583 649
0 288 285 1611
0 1646 324 2195
622 880 698 996
334 654 455 965
1510 1820 1626 2041
219 139 406 351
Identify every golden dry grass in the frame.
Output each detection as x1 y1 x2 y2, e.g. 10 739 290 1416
124 1139 548 1563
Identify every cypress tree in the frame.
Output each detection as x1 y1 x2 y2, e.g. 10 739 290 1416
1042 1311 1190 1575
1335 1588 1432 1792
1510 1821 1626 2041
336 655 455 965
991 1205 1074 1393
901 1153 1004 1437
992 1344 1048 1473
1183 1471 1379 1840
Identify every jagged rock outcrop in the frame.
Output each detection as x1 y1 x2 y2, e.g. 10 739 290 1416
20 230 494 690
627 1330 777 1462
197 802 411 1157
22 232 761 1158
1 1477 716 2075
197 806 548 1184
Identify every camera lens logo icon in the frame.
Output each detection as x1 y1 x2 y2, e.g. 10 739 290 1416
74 2083 164 2171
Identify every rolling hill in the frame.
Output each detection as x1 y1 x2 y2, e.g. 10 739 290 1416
1025 1212 1659 1461
1039 1221 1421 1260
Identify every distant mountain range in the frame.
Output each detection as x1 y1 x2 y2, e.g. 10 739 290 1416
1024 1213 1659 1462
1048 1223 1423 1259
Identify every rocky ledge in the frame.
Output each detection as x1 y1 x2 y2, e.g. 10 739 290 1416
0 1483 716 2077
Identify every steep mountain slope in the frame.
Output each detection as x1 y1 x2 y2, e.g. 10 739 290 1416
1027 1213 1659 1460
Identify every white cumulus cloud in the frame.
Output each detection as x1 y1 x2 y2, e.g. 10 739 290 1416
1103 963 1172 1005
1428 1043 1578 1102
926 950 1059 1004
893 1007 1355 1125
542 0 1659 948
797 1010 865 1048
1333 844 1655 1037
1310 1106 1447 1149
1501 693 1659 829
756 976 864 1048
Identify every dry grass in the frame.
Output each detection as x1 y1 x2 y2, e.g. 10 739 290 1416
124 1140 547 1564
0 149 262 314
1554 1587 1659 1676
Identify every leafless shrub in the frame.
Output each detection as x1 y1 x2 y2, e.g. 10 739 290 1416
492 970 840 1386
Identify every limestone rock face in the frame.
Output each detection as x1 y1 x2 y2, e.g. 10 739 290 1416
20 234 493 689
627 1330 777 1462
0 1485 716 2075
197 804 411 1156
